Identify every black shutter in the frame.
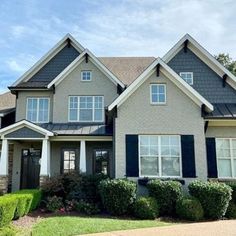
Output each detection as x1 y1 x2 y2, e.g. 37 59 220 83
206 138 218 178
181 135 196 177
126 135 139 177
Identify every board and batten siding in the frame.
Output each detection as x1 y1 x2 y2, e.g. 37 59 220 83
114 71 207 184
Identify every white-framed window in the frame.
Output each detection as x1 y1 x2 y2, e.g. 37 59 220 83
216 138 236 178
139 135 181 178
179 72 193 85
150 84 166 104
81 71 92 81
26 98 50 123
68 96 104 122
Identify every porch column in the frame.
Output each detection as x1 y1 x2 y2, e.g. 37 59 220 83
0 139 9 193
40 139 50 186
80 140 86 173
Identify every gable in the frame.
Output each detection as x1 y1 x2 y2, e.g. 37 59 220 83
5 127 45 138
168 48 236 103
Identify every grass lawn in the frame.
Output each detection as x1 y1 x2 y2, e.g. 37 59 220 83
31 216 172 236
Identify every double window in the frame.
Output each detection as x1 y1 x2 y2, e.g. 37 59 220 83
69 96 104 122
81 71 92 81
26 98 49 123
150 84 166 104
139 135 181 177
216 138 236 178
179 72 193 85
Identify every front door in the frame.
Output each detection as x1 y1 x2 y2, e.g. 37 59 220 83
94 150 110 176
20 149 41 189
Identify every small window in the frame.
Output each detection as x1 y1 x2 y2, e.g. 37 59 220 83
150 84 166 104
62 150 76 173
81 71 92 81
179 72 193 85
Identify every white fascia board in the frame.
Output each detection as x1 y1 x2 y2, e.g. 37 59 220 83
108 58 213 112
163 34 236 89
11 34 85 87
0 120 54 137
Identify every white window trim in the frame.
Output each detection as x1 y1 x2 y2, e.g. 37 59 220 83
150 84 167 105
26 97 50 123
68 96 104 122
138 135 182 178
216 138 236 179
81 71 92 81
179 72 193 85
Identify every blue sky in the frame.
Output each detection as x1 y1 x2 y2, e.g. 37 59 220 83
0 0 236 93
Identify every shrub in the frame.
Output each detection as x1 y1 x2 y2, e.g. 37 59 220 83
0 225 17 236
147 180 182 216
99 179 136 215
14 189 42 211
176 197 204 221
225 201 236 219
46 196 64 212
134 197 159 220
0 197 17 227
74 200 100 215
188 180 232 220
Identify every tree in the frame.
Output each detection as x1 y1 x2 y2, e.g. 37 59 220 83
215 53 236 76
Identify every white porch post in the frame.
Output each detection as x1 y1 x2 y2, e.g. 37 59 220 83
40 139 50 185
80 140 86 173
0 139 8 175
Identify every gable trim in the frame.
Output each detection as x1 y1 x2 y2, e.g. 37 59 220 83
108 58 213 112
0 120 54 139
163 34 236 90
47 49 125 89
11 34 84 87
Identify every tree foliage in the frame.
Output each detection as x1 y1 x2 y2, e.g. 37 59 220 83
215 53 236 76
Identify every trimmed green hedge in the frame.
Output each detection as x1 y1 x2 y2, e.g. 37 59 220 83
99 179 136 216
147 180 182 216
189 180 232 219
0 197 17 227
176 197 204 221
134 197 159 220
14 189 42 211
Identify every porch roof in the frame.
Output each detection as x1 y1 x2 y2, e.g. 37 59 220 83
205 103 236 119
39 123 113 136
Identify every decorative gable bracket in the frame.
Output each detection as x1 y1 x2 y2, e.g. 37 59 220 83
223 74 228 87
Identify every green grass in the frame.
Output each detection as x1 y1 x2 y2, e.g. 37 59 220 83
31 216 171 236
0 224 18 236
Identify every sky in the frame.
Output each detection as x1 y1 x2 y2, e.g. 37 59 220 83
0 0 236 93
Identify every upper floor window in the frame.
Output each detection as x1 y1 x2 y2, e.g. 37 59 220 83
216 138 236 178
26 98 49 123
179 72 193 85
150 84 166 104
69 96 104 122
81 71 92 81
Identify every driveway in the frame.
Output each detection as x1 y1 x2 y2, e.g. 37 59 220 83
83 220 236 236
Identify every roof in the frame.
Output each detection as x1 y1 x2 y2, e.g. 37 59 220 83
99 57 156 85
0 92 15 111
109 58 214 112
205 103 236 119
39 123 113 136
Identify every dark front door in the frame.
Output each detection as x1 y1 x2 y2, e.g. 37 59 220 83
20 149 41 189
94 150 110 176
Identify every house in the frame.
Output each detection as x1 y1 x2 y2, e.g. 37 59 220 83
0 33 236 193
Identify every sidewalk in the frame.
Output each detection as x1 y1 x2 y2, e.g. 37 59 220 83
83 220 236 236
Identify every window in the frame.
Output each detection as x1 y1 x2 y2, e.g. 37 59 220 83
62 150 76 173
94 150 109 176
150 84 166 104
139 135 181 177
216 138 236 178
69 96 104 122
26 98 49 123
179 72 193 85
81 71 92 81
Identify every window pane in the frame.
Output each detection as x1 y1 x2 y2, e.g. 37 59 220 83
159 94 165 103
79 109 93 121
27 98 37 122
70 109 77 121
94 109 103 121
140 136 149 145
38 98 49 122
141 156 158 176
218 159 232 177
140 146 149 155
162 157 180 176
151 85 158 93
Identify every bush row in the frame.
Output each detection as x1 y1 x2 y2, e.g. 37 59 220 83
0 189 42 227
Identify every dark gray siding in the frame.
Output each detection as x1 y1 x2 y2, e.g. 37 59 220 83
28 45 79 83
5 127 45 138
168 48 236 103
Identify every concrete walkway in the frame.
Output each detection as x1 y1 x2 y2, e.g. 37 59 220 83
83 220 236 236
